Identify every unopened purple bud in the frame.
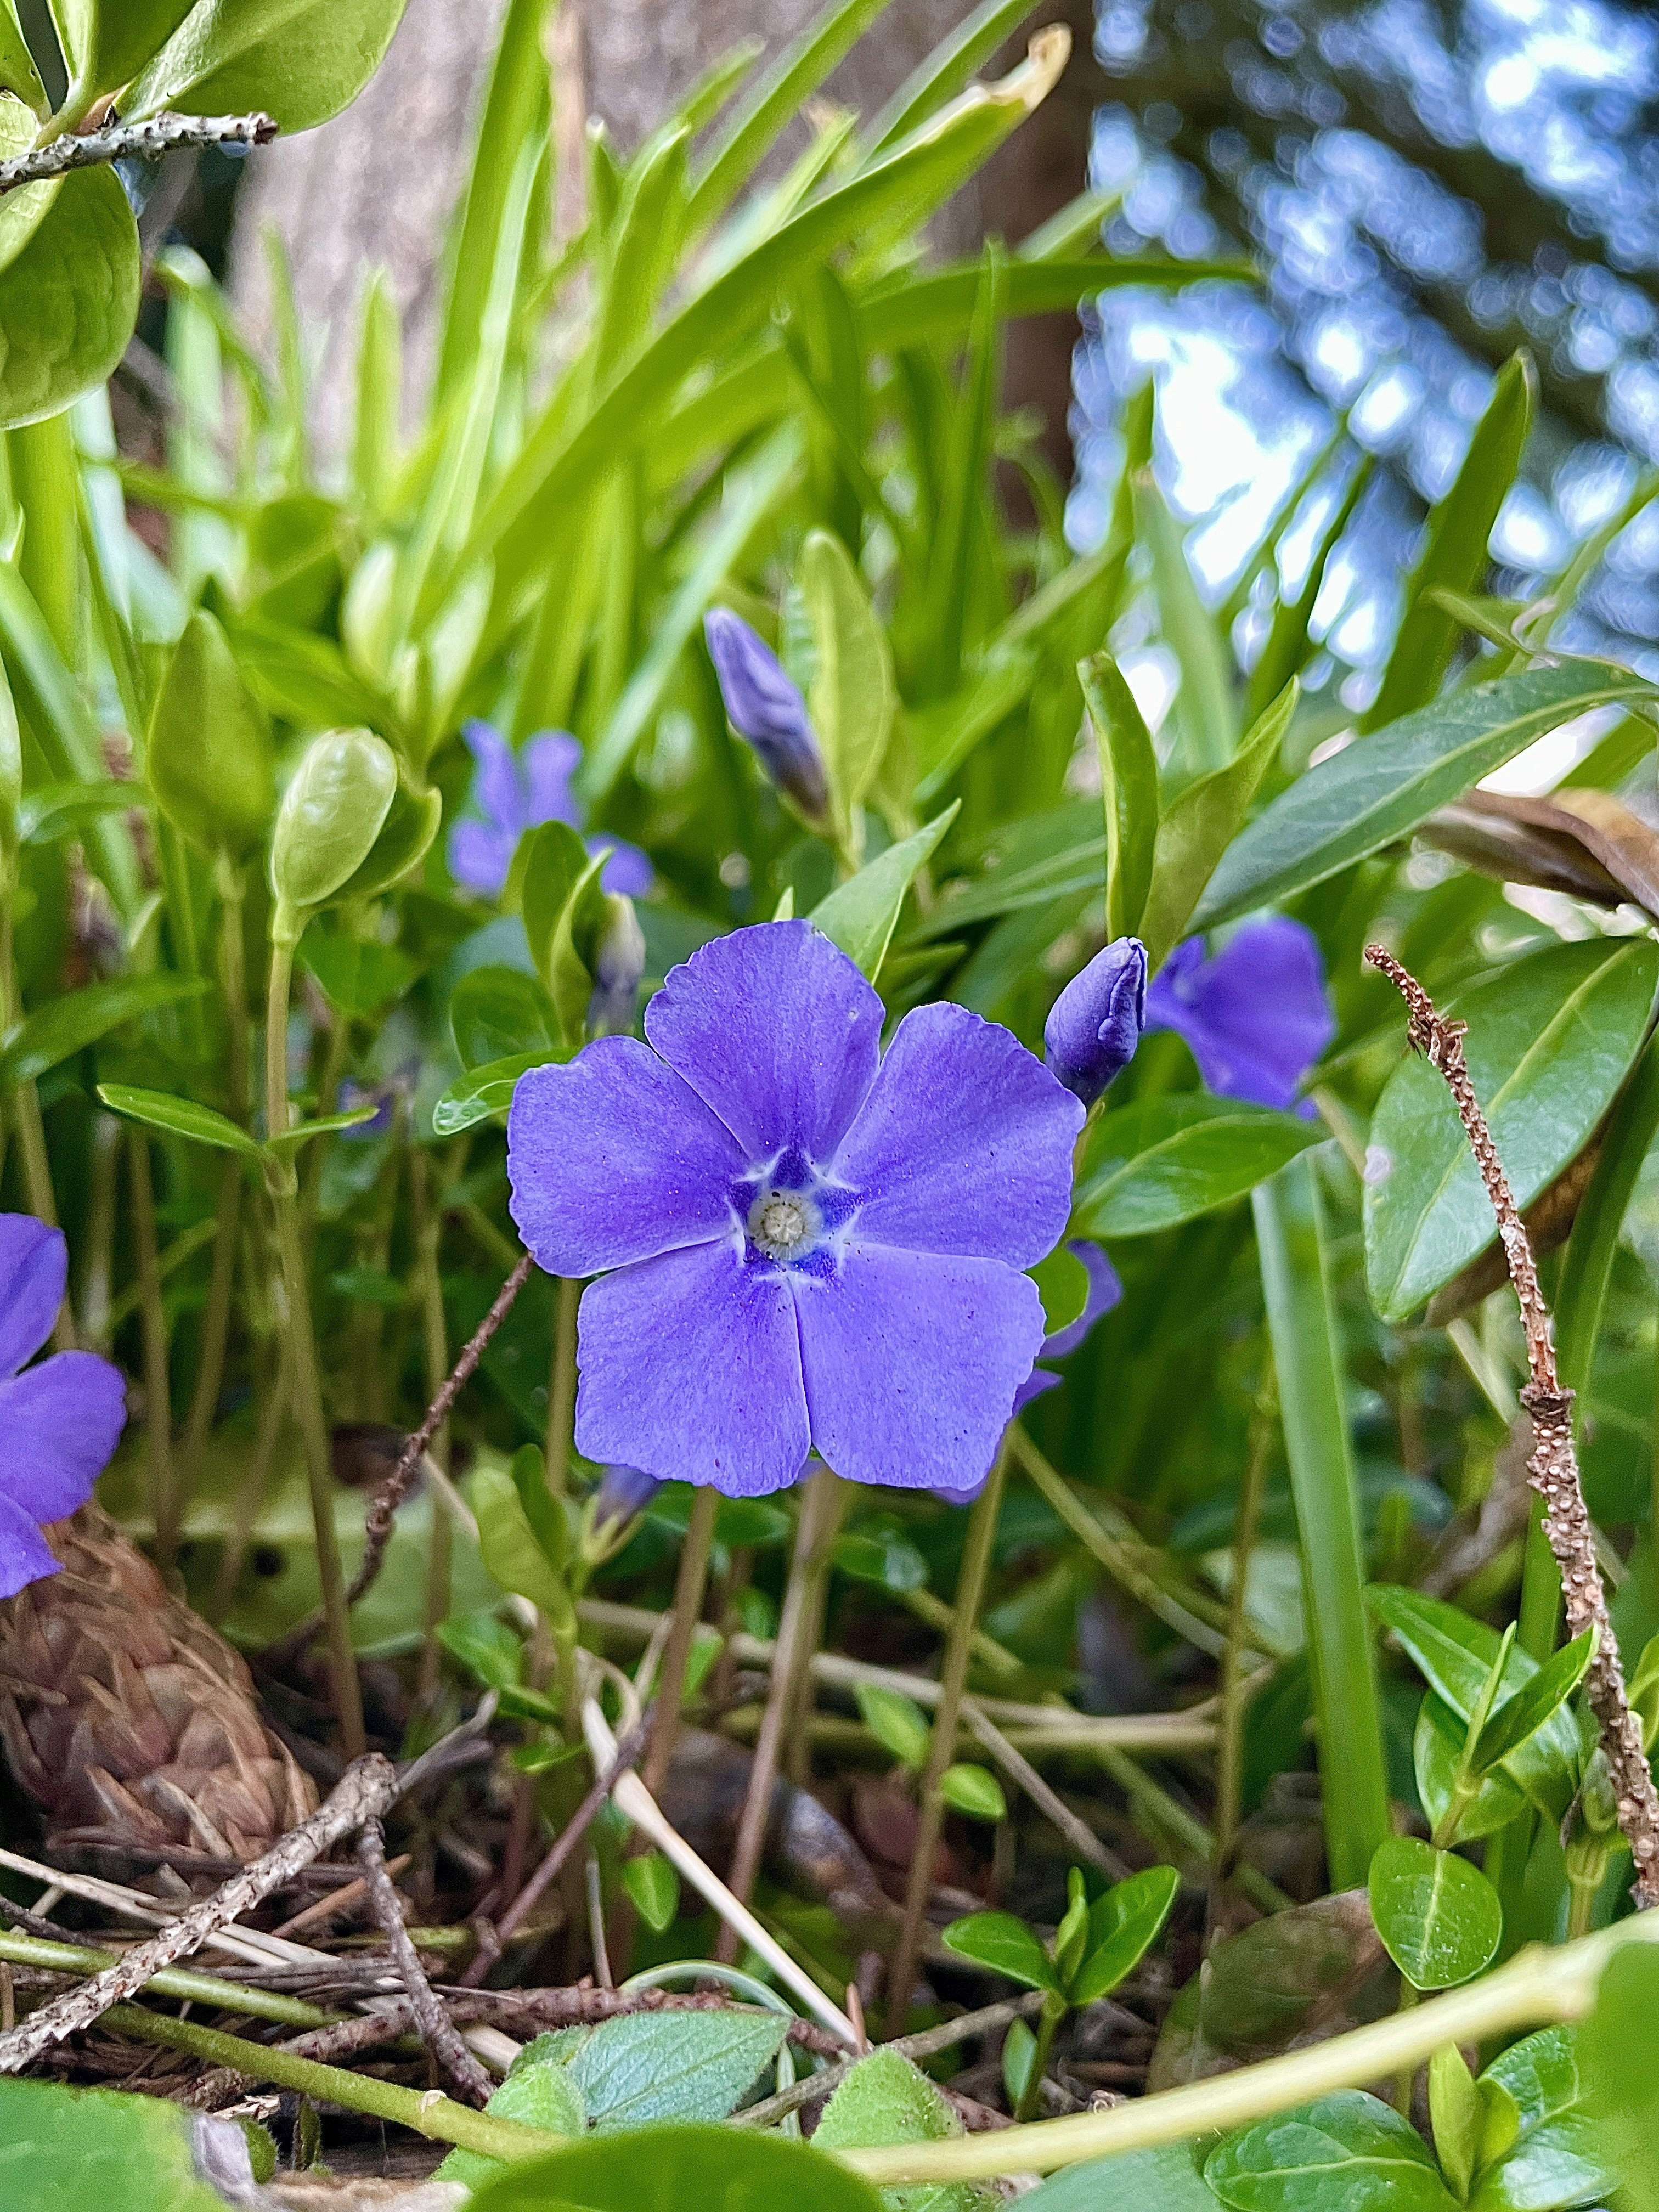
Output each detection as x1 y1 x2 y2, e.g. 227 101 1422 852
594 1463 662 1527
587 891 647 1037
1044 938 1148 1106
703 608 830 824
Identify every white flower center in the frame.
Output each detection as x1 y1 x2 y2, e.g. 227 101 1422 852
750 1189 813 1258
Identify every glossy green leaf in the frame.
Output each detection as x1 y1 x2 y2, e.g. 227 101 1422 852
431 1049 568 1137
97 1082 259 1156
1021 2145 1220 2212
0 5 44 109
620 1850 680 1936
1081 651 1158 943
451 965 559 1072
939 1763 1007 1821
545 845 610 1047
16 780 138 848
1367 1837 1501 1991
1430 2044 1482 2207
1194 661 1658 930
1580 1946 1659 2212
1139 678 1296 967
1053 1866 1091 1987
148 608 275 857
803 526 895 840
49 0 195 100
3 975 206 1086
1248 457 1374 721
1363 353 1536 731
0 2076 230 2212
264 1104 379 1159
855 1681 932 1769
437 2036 586 2196
940 1910 1059 1993
809 803 959 980
0 156 140 430
1472 2025 1611 2212
472 1461 572 1629
297 930 417 1017
269 726 397 916
1071 1095 1322 1239
1138 469 1238 781
1413 1694 1527 1845
126 0 412 132
1205 2090 1459 2212
1363 937 1657 1320
1071 1864 1182 2006
566 2010 786 2131
1472 1628 1595 1775
469 2124 885 2212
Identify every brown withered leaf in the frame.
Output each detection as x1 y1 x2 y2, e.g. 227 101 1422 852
1421 786 1659 917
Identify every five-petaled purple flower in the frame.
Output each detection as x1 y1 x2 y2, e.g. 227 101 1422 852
0 1216 126 1599
1145 916 1334 1116
507 921 1083 1497
703 610 831 825
448 721 652 902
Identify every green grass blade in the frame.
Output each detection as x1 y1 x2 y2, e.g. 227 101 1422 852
861 0 1040 153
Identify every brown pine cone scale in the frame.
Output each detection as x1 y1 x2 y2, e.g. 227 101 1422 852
0 1504 318 1871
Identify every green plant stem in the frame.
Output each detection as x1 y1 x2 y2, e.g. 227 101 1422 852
127 1126 178 1573
206 1338 291 1622
266 924 365 1759
1 912 69 1346
0 1930 335 2030
100 2005 563 2163
545 1273 580 1499
838 1909 1659 2186
1212 1371 1275 1915
180 871 250 1503
410 1144 453 1700
1015 1994 1065 2122
1253 1156 1392 1892
641 1483 720 1800
887 1436 1011 2036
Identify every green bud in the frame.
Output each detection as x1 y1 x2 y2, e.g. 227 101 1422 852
148 610 274 858
269 727 397 932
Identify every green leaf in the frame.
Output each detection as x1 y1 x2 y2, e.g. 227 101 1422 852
0 155 139 430
49 0 195 101
1248 458 1374 721
1413 1694 1527 1846
297 929 417 1017
468 2124 886 2212
3 975 206 1086
1072 1095 1322 1239
269 726 397 916
1139 679 1296 967
126 0 411 133
1204 2090 1460 2212
1081 651 1158 943
1138 469 1239 781
471 1461 572 1630
1194 661 1659 930
940 1910 1060 1993
436 1611 524 1694
97 1082 261 1157
1363 353 1536 731
1031 1242 1088 1335
264 1104 379 1159
855 1681 933 1769
518 818 592 963
451 965 559 1071
833 1527 927 1590
1472 1628 1595 1775
939 1764 1007 1821
1021 2145 1220 2212
1002 2016 1039 2110
1071 1864 1181 2006
814 2047 985 2212
620 1850 680 1935
803 526 896 844
1367 1837 1501 1992
1472 2025 1611 2212
431 1049 569 1137
566 2010 787 2131
546 846 611 1047
1363 936 1657 1321
16 780 138 848
147 609 274 857
1430 2045 1482 2207
333 768 442 905
1580 1947 1659 2212
0 2076 231 2211
809 804 959 980
0 5 44 110
437 2035 587 2194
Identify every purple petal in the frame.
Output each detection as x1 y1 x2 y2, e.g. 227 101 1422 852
593 1463 664 1523
449 817 520 897
574 1242 810 1496
522 731 583 829
0 1214 66 1378
793 1245 1045 1492
832 1002 1084 1270
0 1353 126 1522
0 1491 61 1600
1145 918 1335 1114
1044 938 1147 1105
644 921 883 1160
507 1039 747 1276
1043 1239 1122 1361
591 837 654 899
463 721 528 840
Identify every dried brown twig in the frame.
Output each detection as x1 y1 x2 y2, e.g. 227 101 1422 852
0 113 276 198
1366 944 1659 1904
358 1817 493 2104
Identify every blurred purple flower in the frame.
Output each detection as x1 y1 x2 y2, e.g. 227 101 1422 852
337 1057 420 1138
588 893 647 1039
448 721 652 901
1144 918 1335 1117
1045 938 1147 1106
703 609 831 824
507 920 1082 1497
592 1462 663 1527
0 1216 126 1599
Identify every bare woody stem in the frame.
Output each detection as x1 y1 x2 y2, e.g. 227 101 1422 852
1365 944 1659 1904
0 113 277 197
358 1815 493 2105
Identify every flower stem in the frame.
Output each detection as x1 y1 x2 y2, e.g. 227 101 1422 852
1211 1366 1275 1918
1 915 69 1346
127 1126 179 1573
266 922 365 1759
546 1274 580 1499
641 1483 720 1799
410 1144 453 1700
179 870 249 1515
886 1437 1011 2036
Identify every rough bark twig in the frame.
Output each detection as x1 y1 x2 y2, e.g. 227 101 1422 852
358 1817 493 2104
1366 943 1659 1904
0 1755 398 2073
0 113 278 198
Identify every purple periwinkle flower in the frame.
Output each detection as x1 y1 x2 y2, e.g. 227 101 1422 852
1045 939 1148 1107
703 609 831 825
448 721 652 902
0 1216 126 1599
1144 917 1335 1117
592 1462 663 1528
507 921 1083 1497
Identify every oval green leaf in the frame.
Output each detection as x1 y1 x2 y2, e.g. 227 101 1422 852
809 802 959 981
468 2124 885 2212
148 609 274 857
1205 2089 1460 2212
1073 1094 1322 1239
1367 1837 1501 1992
1364 936 1657 1321
939 1763 1007 1821
940 1909 1059 1993
431 1049 569 1137
126 0 411 133
3 975 207 1086
97 1082 260 1156
854 1681 932 1770
1071 1864 1181 2006
0 157 139 428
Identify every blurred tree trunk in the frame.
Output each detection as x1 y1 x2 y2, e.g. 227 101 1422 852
232 0 1099 482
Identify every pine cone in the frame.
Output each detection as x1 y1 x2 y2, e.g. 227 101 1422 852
0 1504 318 1869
